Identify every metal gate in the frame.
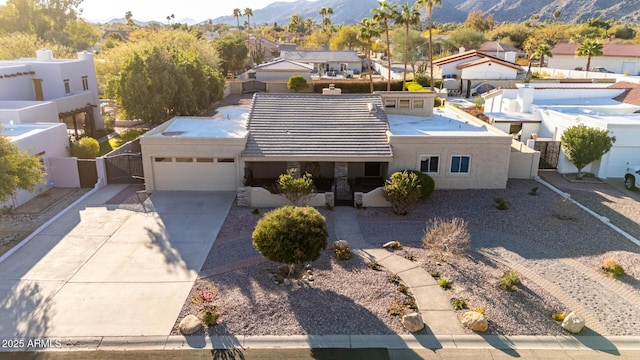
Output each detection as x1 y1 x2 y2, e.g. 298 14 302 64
105 153 144 184
333 178 353 204
77 159 98 188
534 141 561 169
242 80 266 93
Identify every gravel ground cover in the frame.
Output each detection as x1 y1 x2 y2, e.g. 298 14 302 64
174 179 639 336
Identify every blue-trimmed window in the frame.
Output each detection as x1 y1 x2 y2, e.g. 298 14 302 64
450 156 470 173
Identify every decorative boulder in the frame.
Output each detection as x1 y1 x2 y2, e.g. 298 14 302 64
402 312 425 332
179 314 202 335
332 240 350 251
461 311 488 332
561 312 585 334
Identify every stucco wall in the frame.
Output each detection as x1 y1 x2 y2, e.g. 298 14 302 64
48 157 80 188
460 63 518 80
0 65 34 100
508 141 540 179
360 187 390 207
237 186 332 208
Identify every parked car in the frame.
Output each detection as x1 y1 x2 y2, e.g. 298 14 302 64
624 164 640 190
590 67 614 73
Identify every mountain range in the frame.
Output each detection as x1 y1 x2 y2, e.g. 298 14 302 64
211 0 640 26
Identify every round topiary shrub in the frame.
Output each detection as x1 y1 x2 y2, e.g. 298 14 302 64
405 170 435 200
70 137 100 159
252 206 328 274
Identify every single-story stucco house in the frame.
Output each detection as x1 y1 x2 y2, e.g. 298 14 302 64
548 43 640 75
242 58 313 81
280 50 363 77
140 89 537 207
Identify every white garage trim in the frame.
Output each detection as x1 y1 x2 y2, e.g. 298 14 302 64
152 157 238 191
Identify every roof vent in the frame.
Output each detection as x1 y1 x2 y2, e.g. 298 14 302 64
367 102 377 113
322 84 342 95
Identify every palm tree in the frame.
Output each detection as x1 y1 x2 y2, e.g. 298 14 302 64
371 1 399 91
319 7 334 33
359 18 382 93
531 44 552 72
395 2 421 91
415 0 442 91
166 15 171 25
233 8 242 32
244 8 253 30
576 39 603 74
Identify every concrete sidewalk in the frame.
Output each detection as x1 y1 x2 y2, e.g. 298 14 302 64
0 186 235 338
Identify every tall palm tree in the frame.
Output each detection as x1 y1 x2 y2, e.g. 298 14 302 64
395 2 421 91
576 39 603 74
372 1 399 91
359 18 382 93
415 0 442 91
244 8 253 30
531 44 552 72
319 7 334 33
233 8 242 32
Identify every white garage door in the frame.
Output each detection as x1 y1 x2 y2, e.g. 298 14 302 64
152 157 238 191
605 147 640 178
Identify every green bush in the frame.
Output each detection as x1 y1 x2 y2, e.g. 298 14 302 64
451 298 467 310
368 261 381 271
287 74 308 92
252 206 328 274
494 197 510 210
406 82 427 92
413 73 442 89
438 278 451 289
311 80 404 93
499 270 521 291
434 97 442 107
70 137 100 159
602 258 625 277
384 170 432 215
276 168 315 206
113 129 146 148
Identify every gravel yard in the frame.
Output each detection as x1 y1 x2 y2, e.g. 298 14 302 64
174 179 640 336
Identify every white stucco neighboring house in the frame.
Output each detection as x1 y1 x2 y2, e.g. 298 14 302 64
0 122 74 208
483 79 640 179
280 50 362 77
0 49 103 137
548 43 640 75
140 90 535 207
241 58 313 81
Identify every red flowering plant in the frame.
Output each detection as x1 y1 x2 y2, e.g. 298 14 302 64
192 284 220 326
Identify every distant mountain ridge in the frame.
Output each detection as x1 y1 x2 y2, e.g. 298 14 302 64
211 0 639 26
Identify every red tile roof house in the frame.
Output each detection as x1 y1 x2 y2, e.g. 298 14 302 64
140 89 538 208
432 50 525 97
548 43 640 75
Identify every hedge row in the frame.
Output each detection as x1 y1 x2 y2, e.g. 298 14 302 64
311 80 405 93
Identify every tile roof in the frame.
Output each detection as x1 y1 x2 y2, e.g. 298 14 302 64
254 58 313 71
610 81 640 107
433 50 522 71
551 43 640 57
280 50 362 63
242 93 393 159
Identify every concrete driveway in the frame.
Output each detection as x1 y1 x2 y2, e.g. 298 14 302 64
0 185 235 337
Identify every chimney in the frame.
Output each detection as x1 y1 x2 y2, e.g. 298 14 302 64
36 49 54 61
517 85 534 113
459 47 466 54
504 51 516 63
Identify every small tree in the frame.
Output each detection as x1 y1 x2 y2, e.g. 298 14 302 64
70 137 100 159
287 74 308 93
252 206 328 275
561 124 614 179
0 133 45 203
383 170 422 215
276 168 315 206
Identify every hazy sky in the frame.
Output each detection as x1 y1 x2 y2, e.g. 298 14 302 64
0 0 302 23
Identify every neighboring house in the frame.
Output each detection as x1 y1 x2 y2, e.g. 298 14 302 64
247 36 281 64
549 43 640 75
140 90 534 207
242 58 313 81
433 50 525 97
477 41 522 61
280 50 363 77
483 79 640 179
0 49 104 138
0 122 74 208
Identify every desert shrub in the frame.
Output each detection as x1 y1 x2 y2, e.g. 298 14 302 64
202 310 219 326
494 197 510 210
406 81 427 92
397 284 409 294
252 206 328 275
499 270 521 291
70 137 99 159
404 298 418 310
529 186 538 196
434 96 442 107
192 284 220 327
404 252 415 261
422 217 471 262
251 208 260 215
276 168 315 206
472 305 485 315
383 170 433 215
334 247 352 260
438 278 451 289
387 297 405 316
368 261 381 271
551 197 578 220
451 298 467 310
389 274 401 285
429 270 440 278
551 312 567 321
602 258 625 277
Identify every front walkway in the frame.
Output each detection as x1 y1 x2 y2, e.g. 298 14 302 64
334 207 463 335
0 186 235 337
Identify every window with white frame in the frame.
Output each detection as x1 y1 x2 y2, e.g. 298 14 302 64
450 155 470 173
63 79 70 94
420 155 439 174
